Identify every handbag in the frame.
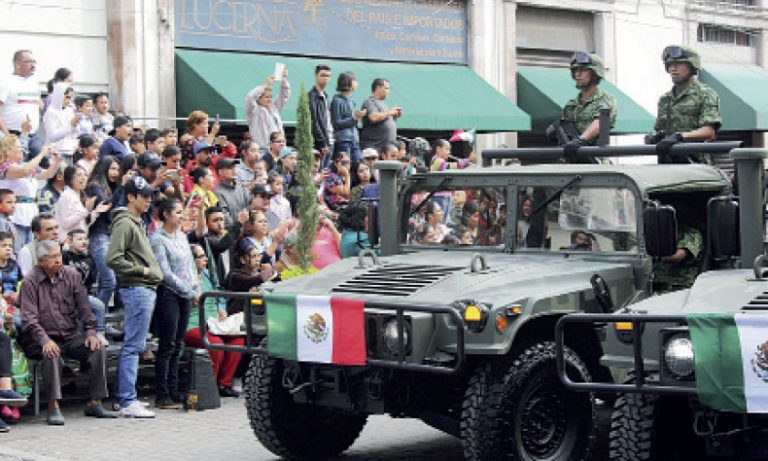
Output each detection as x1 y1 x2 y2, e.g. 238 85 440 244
206 312 245 336
11 339 31 397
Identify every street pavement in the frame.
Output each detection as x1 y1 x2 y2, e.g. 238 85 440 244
0 397 611 460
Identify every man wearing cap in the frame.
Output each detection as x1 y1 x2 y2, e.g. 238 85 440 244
647 45 721 164
250 183 280 232
0 50 44 156
106 175 162 418
275 148 298 190
111 152 175 230
214 157 251 227
184 141 220 194
561 52 617 162
99 115 132 161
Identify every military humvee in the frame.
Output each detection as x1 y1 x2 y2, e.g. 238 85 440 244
199 142 738 460
556 148 768 460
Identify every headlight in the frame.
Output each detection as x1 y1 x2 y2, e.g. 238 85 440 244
382 318 409 354
664 336 695 379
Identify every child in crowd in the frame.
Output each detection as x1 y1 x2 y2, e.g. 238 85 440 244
0 232 21 331
74 95 94 137
75 134 100 175
63 229 108 346
0 191 17 254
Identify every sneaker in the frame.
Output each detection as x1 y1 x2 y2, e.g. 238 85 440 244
155 397 181 410
96 332 110 347
84 403 119 418
47 408 65 426
120 401 156 418
0 390 27 408
1 405 19 422
105 325 123 340
231 378 243 393
0 418 8 433
218 386 240 398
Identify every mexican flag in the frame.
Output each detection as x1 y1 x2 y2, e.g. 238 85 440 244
265 294 366 366
688 313 768 413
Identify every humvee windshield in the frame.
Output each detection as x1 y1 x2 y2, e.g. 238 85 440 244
517 186 638 252
406 186 506 247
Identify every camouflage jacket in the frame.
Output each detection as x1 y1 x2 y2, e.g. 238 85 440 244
654 79 721 134
652 226 703 292
562 86 617 142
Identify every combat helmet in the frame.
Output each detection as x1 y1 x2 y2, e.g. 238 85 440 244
570 52 605 79
662 45 701 71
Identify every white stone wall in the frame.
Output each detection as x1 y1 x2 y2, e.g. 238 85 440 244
0 0 109 94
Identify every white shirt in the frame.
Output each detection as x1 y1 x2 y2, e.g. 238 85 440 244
0 74 41 133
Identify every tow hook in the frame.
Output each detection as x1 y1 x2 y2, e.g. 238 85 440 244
282 367 315 395
693 409 717 437
368 371 383 400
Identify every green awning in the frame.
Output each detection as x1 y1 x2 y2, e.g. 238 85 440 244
176 49 530 132
516 66 655 134
700 64 768 131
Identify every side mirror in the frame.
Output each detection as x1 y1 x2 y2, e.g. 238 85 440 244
643 202 678 257
711 198 740 258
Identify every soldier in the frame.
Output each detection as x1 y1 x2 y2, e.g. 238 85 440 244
561 52 617 163
652 225 703 293
647 45 722 164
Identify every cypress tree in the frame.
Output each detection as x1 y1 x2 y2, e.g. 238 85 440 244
293 83 319 270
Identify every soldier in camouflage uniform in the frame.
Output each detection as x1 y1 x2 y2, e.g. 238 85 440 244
647 45 722 164
561 52 617 163
652 225 703 293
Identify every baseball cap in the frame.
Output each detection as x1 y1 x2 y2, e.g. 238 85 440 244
362 148 379 159
279 147 297 159
137 152 162 169
109 115 132 136
215 157 240 171
193 141 213 155
124 175 153 197
251 184 274 196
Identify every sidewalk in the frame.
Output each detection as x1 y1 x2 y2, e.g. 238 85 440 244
0 397 268 461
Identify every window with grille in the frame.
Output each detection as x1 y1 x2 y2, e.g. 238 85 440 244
698 24 756 46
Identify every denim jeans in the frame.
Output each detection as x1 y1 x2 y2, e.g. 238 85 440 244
154 286 190 400
13 224 32 253
89 232 116 310
89 295 105 333
334 140 361 164
116 286 156 407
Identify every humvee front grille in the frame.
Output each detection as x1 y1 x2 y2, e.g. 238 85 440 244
332 264 463 297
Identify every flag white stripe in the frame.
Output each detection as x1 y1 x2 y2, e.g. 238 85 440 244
296 295 333 363
735 313 768 413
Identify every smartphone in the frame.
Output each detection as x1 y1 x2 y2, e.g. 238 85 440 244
215 114 220 124
167 169 179 182
215 135 228 146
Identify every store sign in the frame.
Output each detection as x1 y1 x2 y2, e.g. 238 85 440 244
175 0 467 64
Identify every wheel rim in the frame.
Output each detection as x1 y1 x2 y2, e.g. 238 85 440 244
516 379 567 459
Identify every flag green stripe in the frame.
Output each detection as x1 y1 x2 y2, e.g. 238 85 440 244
688 313 747 412
266 294 297 360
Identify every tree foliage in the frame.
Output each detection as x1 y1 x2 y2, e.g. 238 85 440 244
293 84 319 270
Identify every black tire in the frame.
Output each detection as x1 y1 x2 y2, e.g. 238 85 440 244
461 342 596 461
609 390 707 461
244 354 368 460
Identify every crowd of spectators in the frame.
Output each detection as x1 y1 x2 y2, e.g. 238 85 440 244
0 52 478 430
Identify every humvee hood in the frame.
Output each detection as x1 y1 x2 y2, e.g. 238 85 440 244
266 251 635 307
630 269 768 315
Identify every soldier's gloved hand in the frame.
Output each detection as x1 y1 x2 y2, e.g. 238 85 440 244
655 132 684 157
644 131 665 145
563 137 586 163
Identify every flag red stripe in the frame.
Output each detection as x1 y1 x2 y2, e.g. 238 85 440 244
330 297 366 365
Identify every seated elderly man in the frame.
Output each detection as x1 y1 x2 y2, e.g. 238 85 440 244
19 240 118 425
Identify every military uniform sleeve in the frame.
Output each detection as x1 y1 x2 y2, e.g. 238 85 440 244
697 87 722 130
678 227 703 262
